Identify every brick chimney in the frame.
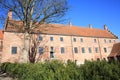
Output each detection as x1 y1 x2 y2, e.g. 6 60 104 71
104 24 108 30
8 10 12 20
89 24 92 28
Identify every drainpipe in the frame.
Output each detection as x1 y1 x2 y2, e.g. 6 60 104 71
97 38 102 60
70 35 74 61
68 22 74 61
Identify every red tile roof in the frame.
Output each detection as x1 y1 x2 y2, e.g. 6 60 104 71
5 20 118 39
108 43 120 57
36 24 118 39
0 30 3 39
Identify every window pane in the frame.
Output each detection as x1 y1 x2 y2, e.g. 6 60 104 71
50 37 53 41
109 40 111 43
82 47 85 53
39 47 44 54
60 37 63 41
94 39 97 43
50 46 54 58
88 47 92 53
104 48 107 53
50 52 54 58
95 47 98 53
12 47 17 54
74 47 78 53
39 36 43 41
80 38 83 42
104 39 106 43
73 38 76 42
61 47 65 53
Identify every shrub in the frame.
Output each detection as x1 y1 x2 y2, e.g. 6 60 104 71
1 60 120 80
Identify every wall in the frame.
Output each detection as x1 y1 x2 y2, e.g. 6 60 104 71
2 32 119 64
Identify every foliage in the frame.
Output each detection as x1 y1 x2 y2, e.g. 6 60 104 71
1 60 120 80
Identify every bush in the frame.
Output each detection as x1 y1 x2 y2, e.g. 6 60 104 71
1 60 120 80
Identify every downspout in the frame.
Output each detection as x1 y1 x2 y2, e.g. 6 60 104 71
97 38 102 60
68 22 74 61
70 35 74 61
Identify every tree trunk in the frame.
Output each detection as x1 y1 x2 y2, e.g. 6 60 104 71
19 33 30 63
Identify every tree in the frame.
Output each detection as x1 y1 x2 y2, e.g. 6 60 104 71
0 0 68 63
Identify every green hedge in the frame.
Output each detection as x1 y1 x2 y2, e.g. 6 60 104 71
1 60 120 80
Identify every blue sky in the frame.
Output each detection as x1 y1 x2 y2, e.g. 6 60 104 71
67 0 120 39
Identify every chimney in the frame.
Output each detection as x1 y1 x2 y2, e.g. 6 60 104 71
69 21 72 27
8 10 12 20
89 24 92 28
104 24 108 30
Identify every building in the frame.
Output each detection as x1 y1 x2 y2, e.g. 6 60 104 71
0 30 3 63
1 11 119 64
108 43 120 61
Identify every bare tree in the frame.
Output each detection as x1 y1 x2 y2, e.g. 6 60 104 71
0 0 68 63
29 34 48 63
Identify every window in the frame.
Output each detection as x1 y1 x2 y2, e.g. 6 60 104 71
88 47 92 53
50 46 54 52
39 47 44 54
50 37 53 41
73 38 76 42
95 47 98 53
94 39 97 43
60 37 63 42
74 47 78 53
81 47 85 53
50 52 54 58
50 46 54 58
104 48 107 53
39 36 43 41
109 40 111 43
80 38 83 42
104 39 106 43
61 47 65 54
11 47 17 54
